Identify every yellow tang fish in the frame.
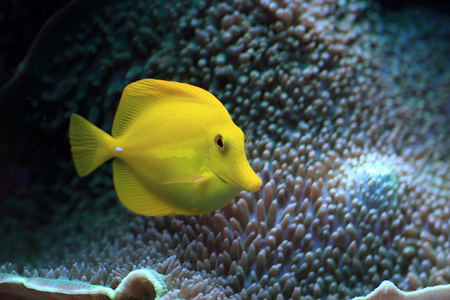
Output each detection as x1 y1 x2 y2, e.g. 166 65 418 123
69 79 262 216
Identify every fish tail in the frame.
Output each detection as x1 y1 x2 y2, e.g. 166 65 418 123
69 113 115 177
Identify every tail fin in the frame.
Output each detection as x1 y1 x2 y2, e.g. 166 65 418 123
69 114 115 177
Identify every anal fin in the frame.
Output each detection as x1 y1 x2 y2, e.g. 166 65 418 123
113 158 178 216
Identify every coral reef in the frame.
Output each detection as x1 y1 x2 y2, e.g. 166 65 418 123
0 0 449 299
0 268 167 300
352 280 450 300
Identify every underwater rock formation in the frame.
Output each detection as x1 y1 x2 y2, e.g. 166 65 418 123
0 0 449 299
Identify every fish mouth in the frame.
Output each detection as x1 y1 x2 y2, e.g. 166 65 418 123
243 177 262 192
213 167 261 192
231 160 263 192
208 152 262 192
220 162 262 192
231 174 262 192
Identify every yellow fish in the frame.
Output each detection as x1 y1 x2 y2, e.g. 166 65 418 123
69 79 262 216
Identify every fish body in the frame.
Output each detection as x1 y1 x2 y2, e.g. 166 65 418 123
69 79 262 216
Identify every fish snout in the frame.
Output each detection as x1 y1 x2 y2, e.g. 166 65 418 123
246 176 262 192
236 166 262 192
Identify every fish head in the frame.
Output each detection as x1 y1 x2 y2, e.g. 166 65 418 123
208 124 262 193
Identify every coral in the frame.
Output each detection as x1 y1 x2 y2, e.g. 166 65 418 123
0 0 449 299
352 280 450 300
0 268 167 300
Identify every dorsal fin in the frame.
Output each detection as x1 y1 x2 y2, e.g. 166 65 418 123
111 79 224 137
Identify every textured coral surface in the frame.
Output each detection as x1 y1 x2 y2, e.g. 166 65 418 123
0 0 449 299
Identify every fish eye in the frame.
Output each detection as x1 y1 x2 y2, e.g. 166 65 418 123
215 134 228 151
